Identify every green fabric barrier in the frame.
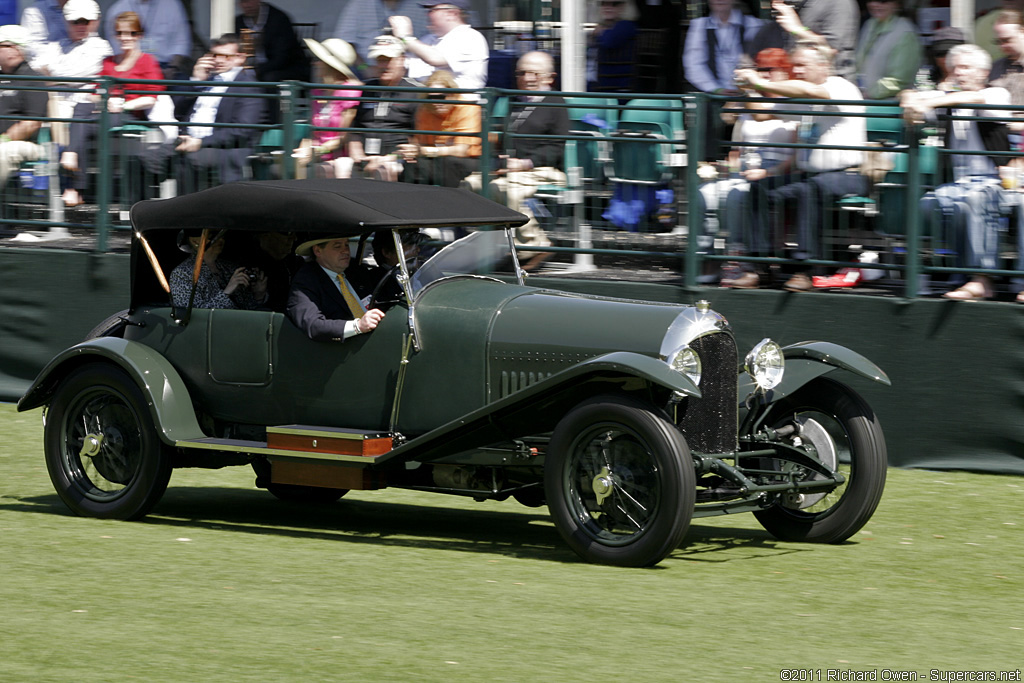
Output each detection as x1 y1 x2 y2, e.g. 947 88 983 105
2 251 1021 476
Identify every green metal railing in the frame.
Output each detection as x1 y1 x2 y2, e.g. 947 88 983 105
3 75 1023 300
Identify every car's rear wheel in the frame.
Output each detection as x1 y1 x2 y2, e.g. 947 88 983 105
545 395 695 567
44 364 172 519
753 377 887 543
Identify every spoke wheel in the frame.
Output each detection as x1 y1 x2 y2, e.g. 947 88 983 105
44 365 172 519
545 395 694 567
754 377 887 543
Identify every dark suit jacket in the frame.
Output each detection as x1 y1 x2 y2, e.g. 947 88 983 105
235 3 311 82
172 67 266 149
287 261 358 341
505 94 569 169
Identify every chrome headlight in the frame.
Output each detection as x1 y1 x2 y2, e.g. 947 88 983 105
667 345 702 386
745 338 784 391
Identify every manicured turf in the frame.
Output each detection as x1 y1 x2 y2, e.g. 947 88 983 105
1 403 1020 682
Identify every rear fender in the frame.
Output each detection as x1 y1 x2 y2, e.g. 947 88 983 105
740 340 890 404
17 337 205 446
380 351 698 465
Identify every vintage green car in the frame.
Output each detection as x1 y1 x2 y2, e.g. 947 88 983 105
19 179 890 567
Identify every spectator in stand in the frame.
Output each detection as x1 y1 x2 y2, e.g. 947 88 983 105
103 0 190 78
746 0 859 82
926 26 965 90
388 0 487 90
683 0 762 160
902 45 1012 301
635 0 683 93
855 0 922 100
31 0 112 125
332 0 428 71
734 41 867 292
0 25 48 182
462 51 568 270
398 69 480 187
699 48 797 289
141 33 265 193
977 0 1024 63
292 38 362 179
60 10 165 207
988 11 1024 85
684 0 762 95
20 0 68 47
587 0 637 93
347 34 419 182
235 0 310 82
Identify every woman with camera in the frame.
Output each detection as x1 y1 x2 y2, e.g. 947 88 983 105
169 229 268 310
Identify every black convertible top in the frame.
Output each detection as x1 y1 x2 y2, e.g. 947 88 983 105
130 178 530 235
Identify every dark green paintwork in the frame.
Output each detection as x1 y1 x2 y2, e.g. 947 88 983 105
18 337 206 445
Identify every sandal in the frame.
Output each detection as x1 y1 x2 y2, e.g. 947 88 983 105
1016 290 1024 304
943 278 993 301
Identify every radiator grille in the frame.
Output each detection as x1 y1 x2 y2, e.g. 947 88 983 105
677 332 738 454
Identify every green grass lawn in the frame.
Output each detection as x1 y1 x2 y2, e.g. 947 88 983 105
1 403 1020 682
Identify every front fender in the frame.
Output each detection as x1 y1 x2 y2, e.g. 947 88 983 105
379 350 697 465
740 340 890 403
18 337 206 446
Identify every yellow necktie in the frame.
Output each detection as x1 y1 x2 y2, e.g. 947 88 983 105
337 273 366 318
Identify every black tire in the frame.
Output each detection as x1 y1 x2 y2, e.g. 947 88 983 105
753 377 887 543
545 395 695 567
44 364 173 519
84 309 131 341
265 483 349 504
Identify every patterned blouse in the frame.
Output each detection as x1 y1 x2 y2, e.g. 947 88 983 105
169 255 262 310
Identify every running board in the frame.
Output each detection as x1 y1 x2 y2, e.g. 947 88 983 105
175 425 395 466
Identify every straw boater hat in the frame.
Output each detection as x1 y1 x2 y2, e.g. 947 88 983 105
303 38 358 82
295 235 349 257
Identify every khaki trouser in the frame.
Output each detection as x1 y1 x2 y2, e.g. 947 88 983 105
463 167 567 248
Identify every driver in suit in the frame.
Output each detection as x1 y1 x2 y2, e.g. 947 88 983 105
286 235 385 342
347 229 425 302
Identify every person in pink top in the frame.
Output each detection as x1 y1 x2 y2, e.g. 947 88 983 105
61 10 165 206
292 38 362 178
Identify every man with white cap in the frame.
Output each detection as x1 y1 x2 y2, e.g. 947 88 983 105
388 0 488 90
287 235 386 342
0 24 48 181
30 0 111 78
348 34 419 181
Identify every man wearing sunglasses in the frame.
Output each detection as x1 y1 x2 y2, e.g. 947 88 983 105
388 0 487 90
30 0 111 78
0 24 48 183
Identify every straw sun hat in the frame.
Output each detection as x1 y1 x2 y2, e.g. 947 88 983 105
304 38 358 82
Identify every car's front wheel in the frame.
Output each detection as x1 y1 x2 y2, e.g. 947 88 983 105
753 377 887 543
44 364 172 519
545 395 695 567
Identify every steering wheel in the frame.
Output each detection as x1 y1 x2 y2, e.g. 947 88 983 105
368 265 405 311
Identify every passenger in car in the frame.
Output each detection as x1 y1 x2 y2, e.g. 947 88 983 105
169 229 268 310
287 235 386 341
